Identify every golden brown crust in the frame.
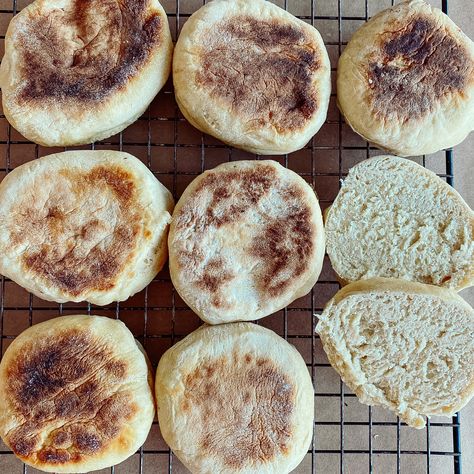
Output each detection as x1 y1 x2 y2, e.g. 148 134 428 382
250 186 314 298
181 351 294 468
366 15 473 121
195 16 321 132
10 165 142 298
332 277 473 312
4 328 137 465
156 322 315 472
173 162 316 311
0 151 174 306
16 0 163 104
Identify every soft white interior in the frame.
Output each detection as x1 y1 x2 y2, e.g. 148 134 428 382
326 157 474 289
318 289 474 427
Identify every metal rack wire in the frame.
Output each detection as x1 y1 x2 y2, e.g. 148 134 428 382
0 0 463 473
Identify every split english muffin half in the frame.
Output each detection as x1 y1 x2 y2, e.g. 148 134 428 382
337 0 474 156
168 160 325 324
0 150 174 305
173 0 331 155
325 155 474 290
0 0 173 146
156 322 314 474
0 315 155 473
316 278 474 428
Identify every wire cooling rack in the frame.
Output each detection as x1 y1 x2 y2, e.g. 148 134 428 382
0 0 464 473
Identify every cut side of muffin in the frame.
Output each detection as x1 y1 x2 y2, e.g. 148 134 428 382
325 155 474 290
316 278 474 428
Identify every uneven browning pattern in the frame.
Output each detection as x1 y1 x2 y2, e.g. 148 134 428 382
250 187 314 297
367 16 473 120
182 352 295 469
16 0 162 103
4 329 137 464
174 164 315 309
9 165 142 298
196 17 320 132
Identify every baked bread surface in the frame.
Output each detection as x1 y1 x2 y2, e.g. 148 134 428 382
0 150 174 305
173 0 331 154
337 0 474 156
0 0 173 146
325 155 474 290
156 322 314 474
316 278 474 428
168 160 325 324
0 315 155 473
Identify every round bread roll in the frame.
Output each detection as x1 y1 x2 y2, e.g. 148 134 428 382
0 315 155 473
0 150 174 305
337 0 474 157
0 0 172 146
156 322 314 474
325 155 474 291
173 0 331 155
316 278 474 429
168 160 325 324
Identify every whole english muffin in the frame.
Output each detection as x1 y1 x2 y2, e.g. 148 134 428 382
0 315 155 473
0 151 174 305
156 322 314 474
337 0 474 156
0 0 172 146
168 160 325 324
325 155 474 290
173 0 331 155
316 278 474 428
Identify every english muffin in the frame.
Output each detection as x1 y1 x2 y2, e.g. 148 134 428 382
0 315 155 473
156 322 314 474
168 160 325 324
0 150 174 305
325 155 474 290
337 0 474 156
0 0 172 146
316 278 474 428
173 0 331 155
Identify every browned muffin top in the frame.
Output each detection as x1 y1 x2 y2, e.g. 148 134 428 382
14 0 163 103
173 162 315 311
366 16 474 120
9 165 144 298
181 351 295 468
195 17 322 132
4 328 137 464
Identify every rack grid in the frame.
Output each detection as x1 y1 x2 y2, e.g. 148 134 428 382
0 0 463 473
